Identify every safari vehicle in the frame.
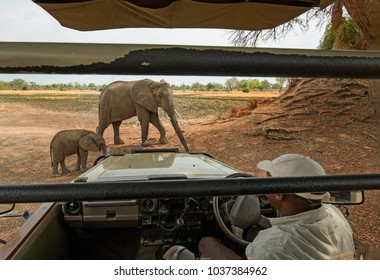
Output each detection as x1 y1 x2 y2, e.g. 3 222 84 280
0 148 371 260
0 0 380 260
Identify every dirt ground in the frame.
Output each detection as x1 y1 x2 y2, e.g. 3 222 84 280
0 81 379 255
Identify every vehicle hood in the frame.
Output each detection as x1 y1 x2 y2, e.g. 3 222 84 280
74 152 243 182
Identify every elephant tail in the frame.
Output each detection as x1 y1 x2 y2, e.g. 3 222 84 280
50 131 61 167
50 145 54 167
97 89 112 133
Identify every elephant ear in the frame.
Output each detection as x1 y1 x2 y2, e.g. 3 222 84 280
158 80 171 92
79 132 100 152
131 80 158 113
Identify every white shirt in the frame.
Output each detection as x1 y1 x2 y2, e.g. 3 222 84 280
245 204 355 260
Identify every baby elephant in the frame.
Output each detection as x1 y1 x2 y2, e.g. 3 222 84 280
50 129 108 177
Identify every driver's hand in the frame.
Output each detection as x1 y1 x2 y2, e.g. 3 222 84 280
163 245 195 260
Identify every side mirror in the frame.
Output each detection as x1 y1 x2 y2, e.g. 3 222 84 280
326 191 364 205
0 203 15 215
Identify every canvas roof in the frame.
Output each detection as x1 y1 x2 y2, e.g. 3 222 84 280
34 0 334 31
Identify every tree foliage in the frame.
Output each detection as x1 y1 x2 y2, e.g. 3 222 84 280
228 0 372 51
0 79 103 91
228 7 332 47
319 17 362 50
1 78 281 92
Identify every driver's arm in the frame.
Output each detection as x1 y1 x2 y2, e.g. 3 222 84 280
198 237 244 260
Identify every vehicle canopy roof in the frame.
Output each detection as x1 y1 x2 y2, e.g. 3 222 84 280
34 0 334 31
33 1 380 48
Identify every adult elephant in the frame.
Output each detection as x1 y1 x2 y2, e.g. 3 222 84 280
97 79 189 152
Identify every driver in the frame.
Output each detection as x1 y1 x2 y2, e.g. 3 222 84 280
163 153 356 260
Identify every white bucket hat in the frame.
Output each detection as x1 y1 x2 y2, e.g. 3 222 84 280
257 154 329 201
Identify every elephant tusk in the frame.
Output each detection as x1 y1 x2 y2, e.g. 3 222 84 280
175 109 180 118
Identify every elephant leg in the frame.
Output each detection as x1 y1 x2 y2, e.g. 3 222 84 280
136 105 151 147
75 152 82 171
60 159 71 175
79 149 88 171
51 161 61 177
150 112 167 144
112 121 125 145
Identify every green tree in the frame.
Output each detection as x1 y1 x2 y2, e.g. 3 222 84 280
177 83 190 90
225 77 239 91
249 79 262 91
275 77 287 92
319 17 362 50
271 83 281 90
228 1 373 51
206 82 217 91
191 82 202 91
239 79 249 92
261 80 271 91
10 79 28 90
88 83 97 90
29 81 37 90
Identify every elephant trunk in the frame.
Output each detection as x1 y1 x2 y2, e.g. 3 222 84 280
100 144 110 154
167 109 189 152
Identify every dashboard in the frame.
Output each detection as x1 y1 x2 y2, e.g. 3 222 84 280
62 151 242 245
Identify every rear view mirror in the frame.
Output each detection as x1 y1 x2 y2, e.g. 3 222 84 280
326 191 364 205
0 203 15 215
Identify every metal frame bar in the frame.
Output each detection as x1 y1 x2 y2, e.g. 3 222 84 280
0 174 379 203
1 42 380 78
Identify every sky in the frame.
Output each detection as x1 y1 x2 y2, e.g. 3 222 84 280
0 1 327 86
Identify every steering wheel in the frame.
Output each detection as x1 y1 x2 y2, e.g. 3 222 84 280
213 173 270 246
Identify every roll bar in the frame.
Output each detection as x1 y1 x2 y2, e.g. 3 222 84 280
0 174 379 203
1 42 380 78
